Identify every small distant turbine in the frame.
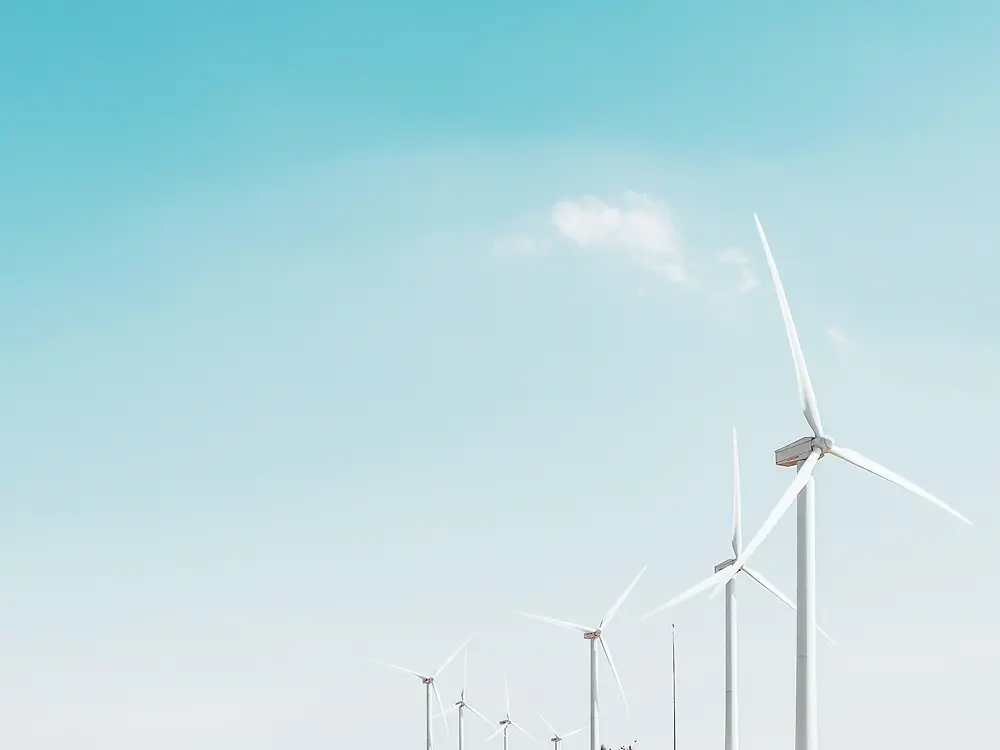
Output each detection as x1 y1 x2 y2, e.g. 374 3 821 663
438 649 494 750
485 675 539 750
538 714 585 750
520 565 646 750
376 635 473 750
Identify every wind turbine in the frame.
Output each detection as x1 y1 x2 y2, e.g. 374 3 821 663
438 650 494 750
519 565 646 750
485 675 539 750
537 714 585 750
650 214 972 750
376 635 473 750
641 428 834 750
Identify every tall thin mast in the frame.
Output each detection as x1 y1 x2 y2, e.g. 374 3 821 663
672 624 677 750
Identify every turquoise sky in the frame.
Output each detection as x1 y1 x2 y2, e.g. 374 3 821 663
2 2 998 748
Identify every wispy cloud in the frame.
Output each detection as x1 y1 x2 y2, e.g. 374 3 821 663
825 324 855 351
717 247 759 294
551 192 689 283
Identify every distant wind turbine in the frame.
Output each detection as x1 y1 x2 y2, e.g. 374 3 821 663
641 428 834 750
537 713 585 750
520 565 647 750
485 675 539 750
376 635 473 750
438 650 494 750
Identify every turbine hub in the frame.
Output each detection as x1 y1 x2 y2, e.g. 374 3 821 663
813 435 835 454
423 677 434 685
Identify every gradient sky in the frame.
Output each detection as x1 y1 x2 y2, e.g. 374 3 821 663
2 2 999 748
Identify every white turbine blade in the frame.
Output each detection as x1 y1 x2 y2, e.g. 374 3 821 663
828 445 972 526
708 581 725 602
744 567 836 645
601 564 648 628
466 703 494 728
373 660 426 680
435 635 474 678
462 648 468 700
519 612 592 633
735 448 821 568
754 213 824 437
537 714 558 739
598 636 629 716
510 722 540 745
563 727 586 739
732 427 743 555
504 674 510 715
639 566 737 621
485 726 504 744
433 682 450 735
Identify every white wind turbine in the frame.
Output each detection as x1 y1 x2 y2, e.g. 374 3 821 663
641 428 834 750
537 714 585 750
485 675 539 750
649 214 972 750
520 566 646 750
438 650 494 750
376 635 473 750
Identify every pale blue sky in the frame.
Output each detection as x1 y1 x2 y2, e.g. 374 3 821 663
1 2 999 748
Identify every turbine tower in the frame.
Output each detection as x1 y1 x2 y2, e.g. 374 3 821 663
485 675 538 750
376 635 473 750
537 714 585 750
655 214 971 750
641 428 834 750
439 650 494 750
520 565 646 750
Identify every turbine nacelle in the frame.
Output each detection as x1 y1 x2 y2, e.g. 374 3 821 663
713 557 736 574
774 435 835 467
423 676 435 685
582 630 601 640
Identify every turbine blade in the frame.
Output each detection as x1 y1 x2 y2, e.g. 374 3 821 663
373 660 426 680
735 448 821 568
640 566 738 621
601 565 648 628
828 445 971 526
435 635 474 678
511 722 540 745
519 612 592 633
466 703 494 728
732 427 743 555
708 581 725 602
504 674 510 716
537 713 558 739
462 648 468 700
743 566 836 645
485 726 504 744
433 682 450 735
598 635 629 716
563 727 586 739
754 213 824 437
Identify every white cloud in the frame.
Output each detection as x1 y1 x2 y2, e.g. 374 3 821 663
718 246 759 294
825 324 855 350
551 192 688 283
